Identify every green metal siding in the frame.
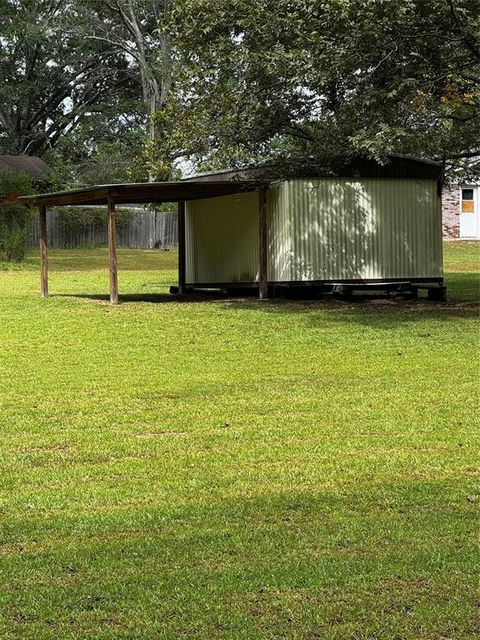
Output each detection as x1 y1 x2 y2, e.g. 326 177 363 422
186 178 443 284
185 192 259 284
268 178 443 281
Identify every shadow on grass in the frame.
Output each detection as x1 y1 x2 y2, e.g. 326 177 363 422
3 480 475 639
224 299 479 328
54 292 227 305
53 272 478 328
53 295 479 329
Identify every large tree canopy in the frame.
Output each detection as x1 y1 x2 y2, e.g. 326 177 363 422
0 0 141 157
163 0 480 179
0 0 478 182
76 0 173 174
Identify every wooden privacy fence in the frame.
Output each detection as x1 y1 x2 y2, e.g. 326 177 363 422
29 208 178 249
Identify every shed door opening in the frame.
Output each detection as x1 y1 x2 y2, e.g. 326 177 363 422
460 187 479 238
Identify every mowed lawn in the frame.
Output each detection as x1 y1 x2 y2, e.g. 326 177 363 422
0 242 478 640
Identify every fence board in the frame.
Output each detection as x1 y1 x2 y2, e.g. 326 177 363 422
29 208 178 249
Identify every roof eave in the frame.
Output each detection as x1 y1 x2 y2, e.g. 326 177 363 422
19 180 265 207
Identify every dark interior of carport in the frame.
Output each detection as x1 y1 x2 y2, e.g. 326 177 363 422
20 180 267 304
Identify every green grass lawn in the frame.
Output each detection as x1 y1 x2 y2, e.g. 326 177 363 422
0 242 478 640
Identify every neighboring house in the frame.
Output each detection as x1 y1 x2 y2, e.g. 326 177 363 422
442 184 480 239
0 155 51 181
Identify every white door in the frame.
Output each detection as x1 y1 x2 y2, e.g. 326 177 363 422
460 187 479 238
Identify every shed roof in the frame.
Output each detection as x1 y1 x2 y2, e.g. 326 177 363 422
0 155 51 178
183 154 443 182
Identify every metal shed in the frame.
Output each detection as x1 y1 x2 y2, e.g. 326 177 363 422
20 155 446 303
182 156 445 298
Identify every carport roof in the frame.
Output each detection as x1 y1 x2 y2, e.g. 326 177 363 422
19 180 264 207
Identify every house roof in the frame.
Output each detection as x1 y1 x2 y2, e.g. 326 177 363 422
0 155 51 179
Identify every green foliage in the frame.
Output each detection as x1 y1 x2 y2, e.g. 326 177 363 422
0 243 477 637
0 200 30 231
33 168 73 194
54 206 135 231
2 0 478 183
0 202 31 262
0 170 33 261
163 0 480 179
1 224 29 261
0 169 34 197
0 0 145 183
49 120 148 186
145 201 178 213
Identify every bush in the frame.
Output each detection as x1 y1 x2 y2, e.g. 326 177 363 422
0 171 33 262
2 227 29 262
55 206 134 231
0 170 34 198
0 201 31 262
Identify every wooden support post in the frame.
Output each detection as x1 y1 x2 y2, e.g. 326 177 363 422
178 200 186 294
107 196 119 304
258 186 268 299
39 205 48 298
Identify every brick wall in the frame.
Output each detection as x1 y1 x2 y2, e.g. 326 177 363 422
442 185 460 238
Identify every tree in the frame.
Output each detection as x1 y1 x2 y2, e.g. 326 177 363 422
0 1 140 163
49 98 147 185
163 0 480 179
77 0 174 178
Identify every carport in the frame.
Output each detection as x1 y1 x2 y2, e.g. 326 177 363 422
20 180 266 304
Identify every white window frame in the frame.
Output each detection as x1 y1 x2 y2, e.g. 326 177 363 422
460 186 477 214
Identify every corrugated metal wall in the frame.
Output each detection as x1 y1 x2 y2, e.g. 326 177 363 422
185 178 443 284
186 192 259 284
268 179 443 281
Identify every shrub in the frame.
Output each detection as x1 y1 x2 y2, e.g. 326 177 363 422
55 206 135 231
0 171 33 262
2 227 29 262
0 170 34 198
0 201 31 262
